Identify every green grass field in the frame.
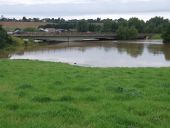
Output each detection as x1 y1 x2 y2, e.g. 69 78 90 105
0 60 169 128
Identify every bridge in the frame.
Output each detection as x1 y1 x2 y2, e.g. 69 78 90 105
13 32 151 42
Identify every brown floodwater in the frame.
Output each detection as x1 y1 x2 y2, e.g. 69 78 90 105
1 40 170 67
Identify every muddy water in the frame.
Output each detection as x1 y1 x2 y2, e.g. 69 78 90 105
1 40 170 67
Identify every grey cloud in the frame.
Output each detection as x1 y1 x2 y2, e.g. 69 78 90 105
0 0 169 17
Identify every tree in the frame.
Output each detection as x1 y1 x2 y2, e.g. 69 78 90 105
128 18 145 33
102 19 113 32
117 18 128 27
33 18 40 22
128 26 138 40
145 17 169 33
96 18 101 22
117 26 128 40
88 24 102 32
111 21 118 33
76 20 88 32
116 26 138 40
88 24 96 32
0 26 15 49
22 16 28 22
162 23 170 43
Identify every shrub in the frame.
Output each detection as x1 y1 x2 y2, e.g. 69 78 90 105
0 26 16 49
162 23 170 43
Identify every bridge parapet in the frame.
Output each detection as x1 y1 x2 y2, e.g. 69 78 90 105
14 32 117 37
13 32 153 42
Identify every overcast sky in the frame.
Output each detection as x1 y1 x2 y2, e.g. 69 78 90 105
0 0 170 20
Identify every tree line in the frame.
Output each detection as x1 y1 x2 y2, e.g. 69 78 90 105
38 17 170 41
1 16 169 34
37 17 169 33
0 16 170 43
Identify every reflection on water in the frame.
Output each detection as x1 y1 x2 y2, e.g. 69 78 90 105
0 51 12 58
147 44 170 61
1 40 170 67
115 43 144 58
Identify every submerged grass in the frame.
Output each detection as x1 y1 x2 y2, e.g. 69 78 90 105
0 60 169 128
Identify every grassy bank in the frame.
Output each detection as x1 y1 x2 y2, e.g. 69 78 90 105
0 60 169 128
1 36 40 51
150 34 162 40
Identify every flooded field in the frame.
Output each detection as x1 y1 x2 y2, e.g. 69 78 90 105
1 40 170 67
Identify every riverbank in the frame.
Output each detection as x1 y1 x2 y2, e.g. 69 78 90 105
1 36 42 52
150 34 162 40
0 60 169 128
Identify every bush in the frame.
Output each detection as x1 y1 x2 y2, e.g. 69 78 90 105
162 24 170 43
0 26 15 49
